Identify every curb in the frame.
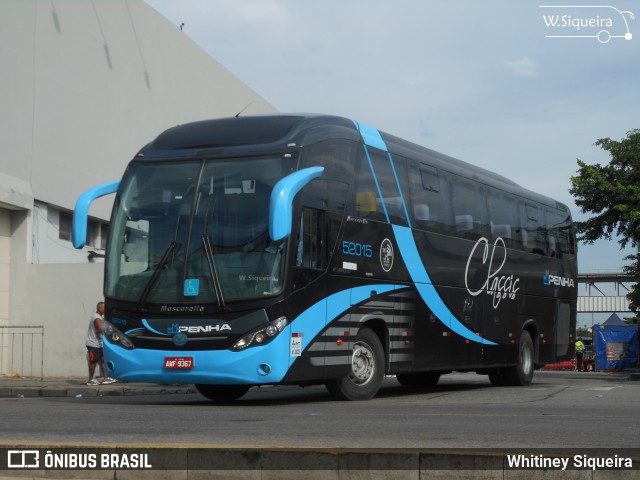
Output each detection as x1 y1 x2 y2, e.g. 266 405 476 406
0 384 197 398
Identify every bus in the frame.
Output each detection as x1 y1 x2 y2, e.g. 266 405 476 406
73 114 577 401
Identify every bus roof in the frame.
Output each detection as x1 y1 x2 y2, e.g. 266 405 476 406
136 114 567 212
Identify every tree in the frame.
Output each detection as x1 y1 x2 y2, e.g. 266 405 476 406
575 327 592 339
569 129 640 320
622 253 640 322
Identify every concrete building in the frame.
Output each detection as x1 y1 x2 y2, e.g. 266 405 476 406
0 0 276 376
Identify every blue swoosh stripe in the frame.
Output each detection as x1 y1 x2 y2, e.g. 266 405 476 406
392 225 497 345
291 284 403 360
124 328 145 335
141 318 170 336
353 119 496 346
353 120 388 151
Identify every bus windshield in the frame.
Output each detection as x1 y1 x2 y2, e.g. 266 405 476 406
105 156 292 305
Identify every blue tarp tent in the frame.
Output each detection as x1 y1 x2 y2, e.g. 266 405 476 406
594 314 639 371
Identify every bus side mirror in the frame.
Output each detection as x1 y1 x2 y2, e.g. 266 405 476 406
269 167 324 241
72 180 120 249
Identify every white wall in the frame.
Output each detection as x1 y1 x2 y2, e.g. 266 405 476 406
8 207 104 376
31 202 107 265
0 0 278 376
0 210 10 327
0 0 276 220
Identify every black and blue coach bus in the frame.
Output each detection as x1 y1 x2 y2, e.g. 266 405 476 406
73 114 577 401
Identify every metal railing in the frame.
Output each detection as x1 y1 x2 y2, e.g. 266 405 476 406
0 326 44 381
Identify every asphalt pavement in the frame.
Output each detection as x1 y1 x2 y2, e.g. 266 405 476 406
1 369 638 398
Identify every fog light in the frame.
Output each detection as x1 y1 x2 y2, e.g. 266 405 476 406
258 364 271 376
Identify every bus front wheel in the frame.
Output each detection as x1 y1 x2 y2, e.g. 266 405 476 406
195 384 250 402
325 328 385 401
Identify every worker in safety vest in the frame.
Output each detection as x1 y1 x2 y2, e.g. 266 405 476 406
575 339 585 372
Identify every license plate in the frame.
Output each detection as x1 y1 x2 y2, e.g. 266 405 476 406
164 357 194 369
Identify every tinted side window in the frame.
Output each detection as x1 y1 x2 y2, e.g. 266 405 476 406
520 203 547 255
347 147 384 221
546 208 574 257
347 146 411 225
487 189 518 249
296 207 324 270
369 150 410 226
301 140 355 213
451 176 488 240
409 164 447 234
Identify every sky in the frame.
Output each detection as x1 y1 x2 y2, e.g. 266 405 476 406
144 0 639 282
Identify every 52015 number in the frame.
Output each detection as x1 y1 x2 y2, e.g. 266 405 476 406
342 241 373 258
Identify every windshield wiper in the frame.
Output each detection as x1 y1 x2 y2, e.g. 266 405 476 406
202 234 228 310
136 241 180 312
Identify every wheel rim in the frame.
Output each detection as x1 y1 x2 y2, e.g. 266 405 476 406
350 342 375 385
521 342 533 375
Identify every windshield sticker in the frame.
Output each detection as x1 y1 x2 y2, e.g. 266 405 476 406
290 334 303 357
183 279 200 297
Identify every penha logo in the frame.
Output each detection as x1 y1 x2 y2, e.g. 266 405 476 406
544 270 575 288
540 5 634 43
167 323 231 334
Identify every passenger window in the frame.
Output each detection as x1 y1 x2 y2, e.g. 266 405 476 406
421 168 439 192
451 177 488 240
487 190 518 249
296 207 325 270
370 150 409 226
546 209 573 257
301 140 356 213
347 146 409 225
409 164 447 234
520 203 547 255
348 148 385 222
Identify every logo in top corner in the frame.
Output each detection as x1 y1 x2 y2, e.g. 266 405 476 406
539 5 634 43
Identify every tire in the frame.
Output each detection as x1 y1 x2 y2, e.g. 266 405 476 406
195 384 250 402
325 328 385 401
488 370 507 386
396 372 441 387
503 330 535 386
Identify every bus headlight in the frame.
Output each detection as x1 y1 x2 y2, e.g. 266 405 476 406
103 319 134 349
232 316 288 351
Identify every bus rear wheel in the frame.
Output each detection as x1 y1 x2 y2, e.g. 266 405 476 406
325 328 384 401
503 330 535 386
195 384 250 402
